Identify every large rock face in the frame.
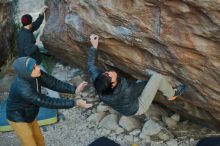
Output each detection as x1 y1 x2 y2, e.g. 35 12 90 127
0 0 15 67
42 0 220 128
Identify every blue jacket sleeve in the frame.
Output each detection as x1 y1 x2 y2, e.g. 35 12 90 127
18 83 75 109
39 71 76 94
87 47 103 82
32 14 44 32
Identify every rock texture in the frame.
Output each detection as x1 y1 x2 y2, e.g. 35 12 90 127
0 0 15 67
42 0 220 127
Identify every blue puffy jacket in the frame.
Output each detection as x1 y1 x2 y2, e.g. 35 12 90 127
6 57 76 123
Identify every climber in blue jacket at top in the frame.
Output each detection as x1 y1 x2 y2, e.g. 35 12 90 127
17 5 48 65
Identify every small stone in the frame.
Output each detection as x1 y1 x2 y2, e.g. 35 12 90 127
157 121 167 127
119 116 141 132
108 132 114 137
162 116 177 128
116 135 123 142
101 128 111 135
98 114 119 130
115 127 125 134
166 139 178 146
171 113 180 122
87 123 94 129
139 133 151 142
141 119 162 136
105 129 111 135
97 102 111 112
190 138 194 142
182 120 189 125
158 131 170 141
129 129 141 136
95 129 102 135
133 137 140 142
144 104 168 121
92 108 96 113
124 135 134 142
111 135 117 141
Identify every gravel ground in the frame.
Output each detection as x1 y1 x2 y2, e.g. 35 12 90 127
0 106 197 146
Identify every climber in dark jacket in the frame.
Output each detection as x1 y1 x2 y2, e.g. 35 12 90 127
17 5 48 65
6 57 92 146
87 34 185 116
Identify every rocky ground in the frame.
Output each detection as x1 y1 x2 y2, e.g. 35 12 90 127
0 62 219 146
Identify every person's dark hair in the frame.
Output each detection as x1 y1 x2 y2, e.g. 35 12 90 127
94 73 113 95
89 136 120 146
196 137 220 146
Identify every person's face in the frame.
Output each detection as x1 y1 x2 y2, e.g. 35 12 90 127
31 64 41 77
105 71 118 88
25 23 32 30
29 23 33 29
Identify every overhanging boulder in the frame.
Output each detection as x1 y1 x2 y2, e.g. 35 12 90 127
42 0 220 128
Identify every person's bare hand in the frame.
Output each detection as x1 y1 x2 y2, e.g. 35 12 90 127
76 99 93 109
75 81 88 94
90 34 99 48
40 5 48 15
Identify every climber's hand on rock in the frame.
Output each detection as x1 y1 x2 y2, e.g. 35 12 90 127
40 5 48 15
90 34 99 49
